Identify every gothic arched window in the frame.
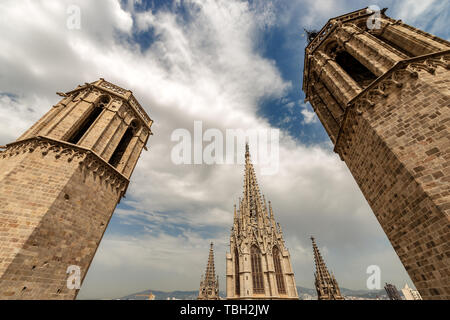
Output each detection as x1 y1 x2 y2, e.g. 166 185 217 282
234 247 240 296
67 95 110 144
335 50 377 88
273 246 286 294
250 245 264 294
326 42 377 88
108 120 139 168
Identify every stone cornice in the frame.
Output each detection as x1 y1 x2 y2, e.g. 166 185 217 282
305 7 371 53
302 7 374 93
65 79 154 133
0 136 130 196
303 10 450 96
334 50 450 156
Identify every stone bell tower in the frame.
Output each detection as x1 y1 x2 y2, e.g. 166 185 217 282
0 79 153 299
302 8 449 299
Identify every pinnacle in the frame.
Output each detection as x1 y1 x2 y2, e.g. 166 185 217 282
204 242 216 283
311 237 343 300
198 242 220 300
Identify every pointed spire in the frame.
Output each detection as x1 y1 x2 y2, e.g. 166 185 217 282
311 237 344 300
205 242 216 284
262 195 269 223
268 201 274 219
198 242 219 300
241 143 265 224
227 144 299 299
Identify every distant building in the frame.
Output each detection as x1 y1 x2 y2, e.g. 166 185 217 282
384 283 402 300
311 237 344 300
401 283 422 300
198 242 220 300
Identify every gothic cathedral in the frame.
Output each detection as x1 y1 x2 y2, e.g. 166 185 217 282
226 145 298 300
0 79 152 299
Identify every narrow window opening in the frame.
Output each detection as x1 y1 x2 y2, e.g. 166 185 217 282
334 50 377 88
67 95 109 144
251 245 265 294
67 107 102 144
273 247 286 294
108 120 138 168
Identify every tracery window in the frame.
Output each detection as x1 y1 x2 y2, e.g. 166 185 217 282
273 246 286 294
251 245 264 294
326 42 377 88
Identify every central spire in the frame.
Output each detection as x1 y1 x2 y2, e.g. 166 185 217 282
242 143 266 224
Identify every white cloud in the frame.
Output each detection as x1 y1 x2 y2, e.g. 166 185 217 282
300 102 318 124
394 0 436 21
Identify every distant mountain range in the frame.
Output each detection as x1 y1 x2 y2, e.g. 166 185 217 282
119 286 388 300
120 290 201 300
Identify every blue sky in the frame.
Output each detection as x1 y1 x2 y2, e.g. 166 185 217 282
0 0 448 299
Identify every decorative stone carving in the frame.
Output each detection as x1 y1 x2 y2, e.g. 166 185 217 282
129 95 152 124
1 136 129 194
347 51 450 120
99 80 128 96
307 9 373 53
226 145 298 300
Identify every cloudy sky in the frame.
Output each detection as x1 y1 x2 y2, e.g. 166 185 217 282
0 0 448 299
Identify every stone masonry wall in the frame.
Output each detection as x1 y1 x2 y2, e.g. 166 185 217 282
0 142 124 299
336 66 450 299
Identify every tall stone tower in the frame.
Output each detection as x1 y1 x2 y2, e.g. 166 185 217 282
0 79 153 299
311 237 344 300
302 7 450 300
198 242 220 300
226 145 298 300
